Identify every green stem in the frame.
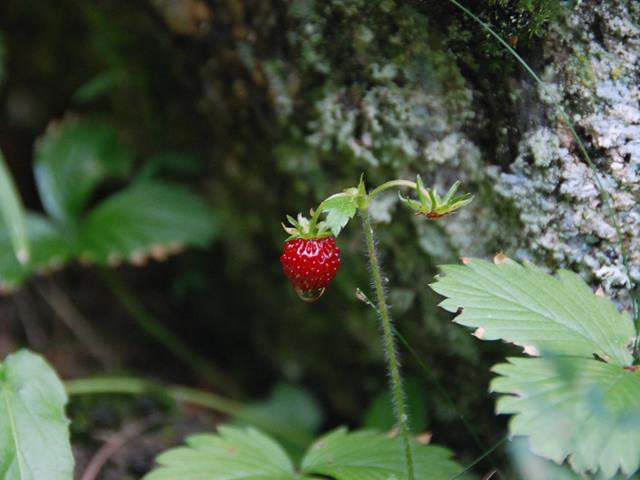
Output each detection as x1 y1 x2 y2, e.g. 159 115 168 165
100 269 243 397
360 209 415 480
311 179 423 230
356 288 505 478
64 377 312 448
368 179 417 199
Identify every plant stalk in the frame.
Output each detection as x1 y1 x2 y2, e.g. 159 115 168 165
360 209 415 480
311 179 424 231
368 179 418 199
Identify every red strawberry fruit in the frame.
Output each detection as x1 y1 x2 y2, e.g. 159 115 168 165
281 237 341 301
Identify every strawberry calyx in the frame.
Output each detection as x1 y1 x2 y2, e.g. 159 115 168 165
398 175 473 219
282 212 333 241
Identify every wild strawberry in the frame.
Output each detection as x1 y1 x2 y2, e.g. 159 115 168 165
280 237 341 301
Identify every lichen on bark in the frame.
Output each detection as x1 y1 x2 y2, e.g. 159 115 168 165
489 0 640 306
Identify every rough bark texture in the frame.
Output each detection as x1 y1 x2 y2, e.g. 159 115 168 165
489 0 639 305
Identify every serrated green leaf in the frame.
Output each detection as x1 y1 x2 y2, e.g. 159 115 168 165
0 149 29 264
143 426 298 480
0 350 74 480
34 119 133 225
0 215 71 291
301 428 467 479
78 182 216 265
145 426 467 480
509 438 585 480
321 193 359 236
492 357 640 479
431 258 635 365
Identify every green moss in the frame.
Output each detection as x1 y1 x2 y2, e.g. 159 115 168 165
487 0 564 38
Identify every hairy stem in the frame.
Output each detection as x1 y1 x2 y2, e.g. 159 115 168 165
360 209 415 480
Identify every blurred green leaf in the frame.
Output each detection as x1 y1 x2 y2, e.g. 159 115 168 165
509 438 586 480
302 427 467 479
34 119 134 226
493 357 640 479
431 257 635 365
143 426 300 480
24 215 72 270
78 181 216 265
364 376 428 433
0 215 69 291
0 119 214 290
136 152 205 182
0 148 29 264
0 350 74 480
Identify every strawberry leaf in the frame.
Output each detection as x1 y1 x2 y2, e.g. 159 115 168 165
34 119 133 226
493 357 640 479
431 257 635 365
510 438 584 480
0 215 71 292
0 350 74 480
321 193 359 236
78 181 216 265
302 428 467 479
0 148 29 264
143 426 300 480
145 426 467 480
433 256 640 479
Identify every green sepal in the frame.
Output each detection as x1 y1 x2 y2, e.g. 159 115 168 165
402 177 473 219
416 175 430 209
283 178 366 240
282 212 332 240
442 180 460 204
398 192 423 212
